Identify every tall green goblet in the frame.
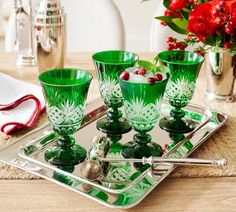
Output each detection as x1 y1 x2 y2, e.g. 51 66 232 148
39 68 92 166
119 67 169 160
158 50 204 134
92 50 139 138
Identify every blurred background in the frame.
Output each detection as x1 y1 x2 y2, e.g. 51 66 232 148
0 0 175 53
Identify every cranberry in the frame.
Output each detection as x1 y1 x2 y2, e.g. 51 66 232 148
225 25 235 34
166 36 174 43
137 68 147 76
218 1 225 7
133 69 139 74
216 29 222 35
215 17 223 25
179 43 186 50
188 0 195 5
120 71 130 80
167 43 175 50
215 4 224 13
175 42 181 49
154 73 163 81
212 8 220 15
195 50 205 57
224 42 232 49
147 77 156 84
231 37 236 42
161 21 167 26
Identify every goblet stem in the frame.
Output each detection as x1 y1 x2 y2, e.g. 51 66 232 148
107 134 122 144
57 136 75 149
96 107 131 137
107 107 122 120
133 132 151 145
170 108 185 119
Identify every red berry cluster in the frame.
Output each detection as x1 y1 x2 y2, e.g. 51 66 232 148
120 68 163 84
147 73 163 84
133 68 163 84
212 0 236 49
166 36 186 50
133 68 146 76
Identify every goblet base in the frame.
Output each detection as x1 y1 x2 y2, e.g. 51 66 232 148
57 165 75 173
159 116 195 134
122 141 162 172
122 141 163 159
96 117 131 135
44 144 87 166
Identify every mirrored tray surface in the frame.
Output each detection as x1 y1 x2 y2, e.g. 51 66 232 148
0 98 227 208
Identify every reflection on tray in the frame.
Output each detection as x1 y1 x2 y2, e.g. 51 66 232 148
2 97 225 208
18 100 210 194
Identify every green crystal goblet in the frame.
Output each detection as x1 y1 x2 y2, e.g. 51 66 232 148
92 50 139 137
158 50 204 134
39 68 93 166
119 67 169 161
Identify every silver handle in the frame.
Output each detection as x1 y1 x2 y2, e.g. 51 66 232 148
102 157 227 168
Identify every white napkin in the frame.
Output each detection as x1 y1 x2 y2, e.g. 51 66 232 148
0 73 45 135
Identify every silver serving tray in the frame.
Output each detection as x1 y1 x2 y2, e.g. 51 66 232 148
0 98 227 208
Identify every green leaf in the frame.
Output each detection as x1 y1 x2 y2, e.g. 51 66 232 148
137 60 154 70
181 8 191 13
167 23 188 34
180 9 190 20
156 65 169 73
172 18 188 30
153 55 159 66
155 16 188 34
163 0 170 9
155 15 174 22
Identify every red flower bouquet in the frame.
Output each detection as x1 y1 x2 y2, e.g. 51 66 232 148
156 0 236 55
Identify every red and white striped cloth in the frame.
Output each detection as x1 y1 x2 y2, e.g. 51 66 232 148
0 73 45 135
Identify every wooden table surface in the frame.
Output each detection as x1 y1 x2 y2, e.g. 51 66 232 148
0 52 236 212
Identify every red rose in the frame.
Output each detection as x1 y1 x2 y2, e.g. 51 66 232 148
169 0 188 11
187 2 218 41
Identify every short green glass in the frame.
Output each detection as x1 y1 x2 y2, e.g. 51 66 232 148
39 68 93 166
158 50 204 134
119 67 169 160
92 50 139 138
